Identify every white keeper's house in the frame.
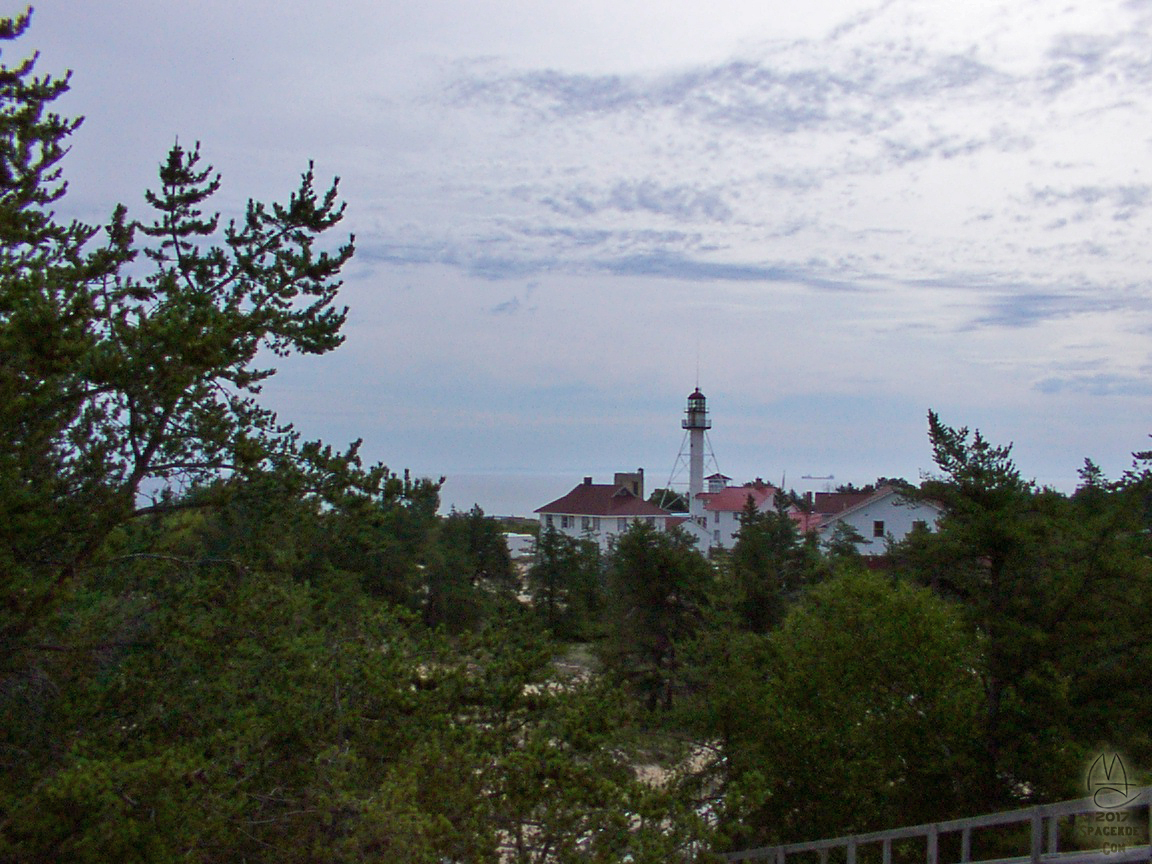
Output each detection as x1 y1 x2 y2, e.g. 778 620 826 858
810 486 943 555
534 470 683 554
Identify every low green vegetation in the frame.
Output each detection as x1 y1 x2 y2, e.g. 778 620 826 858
2 13 1150 861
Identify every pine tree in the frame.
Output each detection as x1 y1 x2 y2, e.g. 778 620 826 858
2 81 354 659
528 526 601 640
0 9 355 786
728 496 819 632
0 10 135 659
601 522 710 710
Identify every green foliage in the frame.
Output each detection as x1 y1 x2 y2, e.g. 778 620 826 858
708 570 984 850
12 11 1152 858
0 17 713 861
893 412 1152 809
600 523 711 711
528 526 603 641
697 417 1152 851
897 414 1072 805
442 505 515 588
313 467 443 605
0 14 354 668
1061 458 1152 768
726 497 821 632
0 12 135 659
3 540 706 862
648 487 688 512
821 520 865 563
424 505 515 632
143 460 443 607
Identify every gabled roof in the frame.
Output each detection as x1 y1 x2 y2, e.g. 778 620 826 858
812 486 941 530
702 485 775 513
535 483 670 518
812 490 873 515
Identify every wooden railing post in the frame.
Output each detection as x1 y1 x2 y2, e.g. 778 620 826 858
1030 811 1042 864
927 823 939 864
961 826 971 863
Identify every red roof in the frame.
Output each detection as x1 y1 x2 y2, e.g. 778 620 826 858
790 510 823 532
702 485 775 513
536 483 670 517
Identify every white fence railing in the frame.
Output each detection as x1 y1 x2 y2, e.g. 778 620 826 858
724 788 1152 864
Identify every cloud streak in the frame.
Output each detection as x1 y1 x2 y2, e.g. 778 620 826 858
541 179 732 222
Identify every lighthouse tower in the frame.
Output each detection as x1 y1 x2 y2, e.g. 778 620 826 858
682 388 711 520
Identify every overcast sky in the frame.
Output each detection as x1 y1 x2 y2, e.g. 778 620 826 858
25 0 1152 513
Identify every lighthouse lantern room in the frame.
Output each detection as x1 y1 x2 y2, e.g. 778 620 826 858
682 388 711 432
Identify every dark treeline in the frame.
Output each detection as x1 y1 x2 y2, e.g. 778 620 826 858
679 413 1152 852
2 12 1150 862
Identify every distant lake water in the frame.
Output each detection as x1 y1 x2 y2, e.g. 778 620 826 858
435 472 588 518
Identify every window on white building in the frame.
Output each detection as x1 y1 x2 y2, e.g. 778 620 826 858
873 520 885 538
561 515 572 529
617 517 628 531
